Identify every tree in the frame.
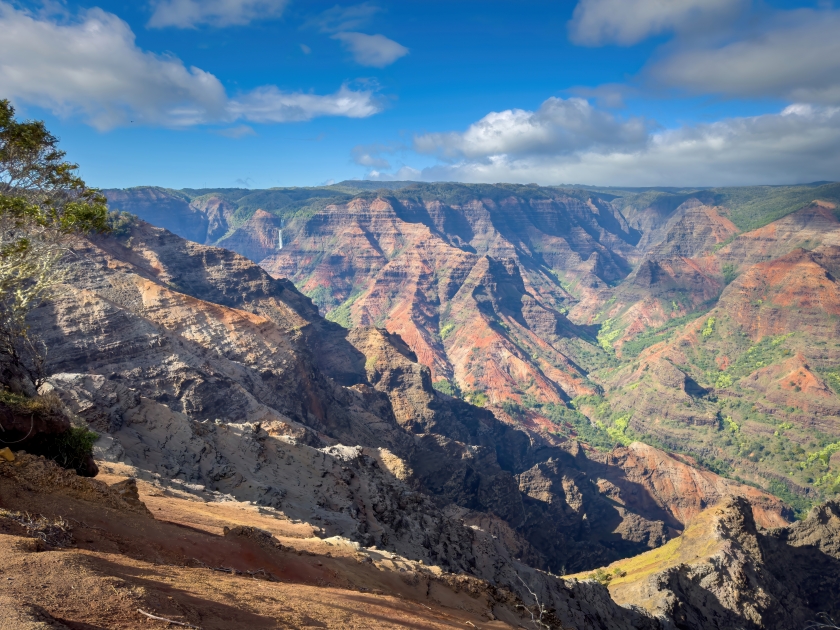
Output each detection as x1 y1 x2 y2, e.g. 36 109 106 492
0 99 108 394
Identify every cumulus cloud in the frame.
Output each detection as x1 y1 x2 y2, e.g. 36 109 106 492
0 3 227 129
649 9 840 104
369 98 840 187
0 3 383 130
413 97 651 159
332 32 408 67
569 0 743 46
148 0 288 28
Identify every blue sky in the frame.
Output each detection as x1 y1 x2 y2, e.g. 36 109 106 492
2 0 839 188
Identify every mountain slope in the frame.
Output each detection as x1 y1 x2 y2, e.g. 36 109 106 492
570 497 840 630
104 182 840 511
26 220 791 579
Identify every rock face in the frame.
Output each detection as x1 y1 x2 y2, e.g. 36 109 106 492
25 221 788 579
588 497 840 630
102 181 840 512
587 442 792 529
258 190 636 406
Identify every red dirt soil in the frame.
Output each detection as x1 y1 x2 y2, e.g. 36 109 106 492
0 456 518 629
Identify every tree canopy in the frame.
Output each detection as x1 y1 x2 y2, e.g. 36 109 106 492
0 99 109 393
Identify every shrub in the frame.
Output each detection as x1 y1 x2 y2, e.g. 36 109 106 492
432 379 461 398
106 210 138 237
722 263 738 285
40 425 98 476
0 389 97 476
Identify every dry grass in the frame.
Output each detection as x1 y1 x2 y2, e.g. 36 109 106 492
0 508 74 548
567 505 724 588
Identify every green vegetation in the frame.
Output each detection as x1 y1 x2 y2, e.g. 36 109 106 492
597 318 622 352
722 415 740 433
620 309 713 358
712 235 737 253
499 400 527 420
0 388 62 414
40 425 99 476
0 389 98 476
804 441 840 467
600 413 632 446
325 290 365 329
587 567 626 585
1 100 109 391
106 210 138 237
467 390 489 407
820 369 840 395
721 263 739 285
715 373 733 388
432 379 461 398
766 479 814 517
537 398 623 450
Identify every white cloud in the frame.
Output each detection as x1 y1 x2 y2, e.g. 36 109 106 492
148 0 288 28
0 4 383 130
0 3 227 129
370 98 840 187
307 4 407 68
331 31 408 67
352 144 395 169
568 83 633 109
414 97 650 159
368 165 421 181
229 84 382 122
649 9 840 104
569 0 744 46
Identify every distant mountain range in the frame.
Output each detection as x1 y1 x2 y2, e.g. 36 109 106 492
105 180 840 514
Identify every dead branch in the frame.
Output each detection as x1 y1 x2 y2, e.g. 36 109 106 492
137 609 201 628
515 573 551 630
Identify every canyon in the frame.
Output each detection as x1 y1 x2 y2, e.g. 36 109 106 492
1 181 839 628
106 181 840 511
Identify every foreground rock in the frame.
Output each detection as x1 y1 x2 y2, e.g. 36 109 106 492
574 497 840 630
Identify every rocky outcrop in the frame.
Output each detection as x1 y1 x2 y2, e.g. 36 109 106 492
647 201 739 260
587 442 792 529
591 497 840 630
